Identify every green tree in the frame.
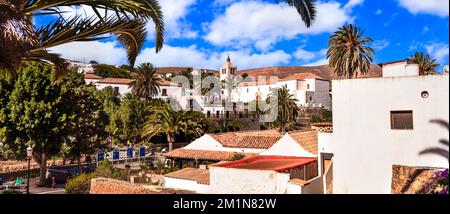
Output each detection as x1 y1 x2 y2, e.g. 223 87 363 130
327 24 375 78
93 64 132 79
61 72 109 173
266 85 300 133
412 52 439 75
130 63 162 99
93 86 121 135
1 0 164 78
110 94 155 145
0 62 72 185
142 103 206 151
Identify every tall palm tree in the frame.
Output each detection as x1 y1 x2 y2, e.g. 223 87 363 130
266 85 300 133
1 0 164 79
327 24 375 78
275 0 316 27
131 63 162 99
412 52 439 75
142 103 205 151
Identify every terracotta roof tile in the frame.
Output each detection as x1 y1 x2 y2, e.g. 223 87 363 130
213 156 317 172
280 73 328 81
164 168 210 185
210 130 282 149
84 73 102 80
96 78 135 85
164 149 256 161
288 130 318 155
159 80 180 86
311 122 333 127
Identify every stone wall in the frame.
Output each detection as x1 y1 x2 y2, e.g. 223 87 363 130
391 165 443 194
90 177 195 194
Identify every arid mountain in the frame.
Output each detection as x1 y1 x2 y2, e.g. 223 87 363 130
155 64 383 81
156 67 218 75
237 64 382 80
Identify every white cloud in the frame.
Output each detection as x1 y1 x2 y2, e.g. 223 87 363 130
398 0 449 17
136 45 291 69
147 0 198 40
294 49 317 61
423 25 430 33
294 47 327 62
425 42 449 65
204 1 352 51
375 9 382 15
372 39 390 51
49 41 128 65
344 0 364 10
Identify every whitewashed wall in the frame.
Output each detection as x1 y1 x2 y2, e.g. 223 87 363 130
96 83 132 96
163 177 209 193
209 167 290 194
331 74 449 193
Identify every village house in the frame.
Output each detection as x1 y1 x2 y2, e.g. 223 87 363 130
318 60 449 193
163 130 332 194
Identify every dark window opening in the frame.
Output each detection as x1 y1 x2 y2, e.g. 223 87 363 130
391 110 413 130
162 89 167 96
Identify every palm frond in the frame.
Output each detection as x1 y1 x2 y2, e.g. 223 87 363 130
33 15 147 66
21 0 165 52
276 0 316 28
26 50 68 81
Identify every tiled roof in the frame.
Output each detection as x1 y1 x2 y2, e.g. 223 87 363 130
280 73 328 81
96 78 135 85
288 130 318 155
210 130 282 149
159 80 180 87
213 156 317 172
84 73 102 79
164 149 256 161
311 122 333 127
164 168 210 185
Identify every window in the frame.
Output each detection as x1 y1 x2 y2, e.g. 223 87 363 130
309 96 312 101
207 111 211 118
216 111 220 118
307 84 310 90
390 110 413 130
114 87 119 94
162 89 167 96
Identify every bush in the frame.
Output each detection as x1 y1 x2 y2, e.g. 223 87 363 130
65 173 96 194
0 190 22 194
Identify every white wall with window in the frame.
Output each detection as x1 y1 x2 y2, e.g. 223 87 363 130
330 74 449 193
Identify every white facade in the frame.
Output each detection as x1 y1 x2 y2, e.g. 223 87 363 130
329 74 449 193
183 134 267 154
95 82 132 97
234 78 331 110
382 61 419 77
164 177 209 193
209 167 291 194
260 133 316 158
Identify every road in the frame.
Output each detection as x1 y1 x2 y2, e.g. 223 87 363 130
2 178 66 194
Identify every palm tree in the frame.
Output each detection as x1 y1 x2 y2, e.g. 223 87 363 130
1 0 164 79
275 0 316 27
412 52 439 75
142 103 205 151
326 24 375 78
131 63 162 99
266 85 300 133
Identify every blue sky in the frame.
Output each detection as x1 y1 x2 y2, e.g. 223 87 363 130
43 0 449 71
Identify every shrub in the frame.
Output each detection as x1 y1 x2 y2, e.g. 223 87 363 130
0 190 22 194
65 173 96 194
231 153 245 160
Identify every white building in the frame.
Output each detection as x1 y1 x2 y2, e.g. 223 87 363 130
163 130 330 194
234 73 331 109
320 60 449 193
95 78 134 96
